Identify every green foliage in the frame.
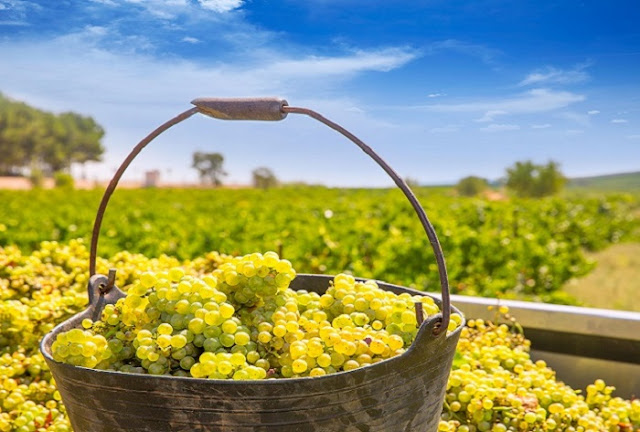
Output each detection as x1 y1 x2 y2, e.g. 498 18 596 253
568 171 640 191
53 172 75 189
252 167 278 189
0 188 637 304
456 176 488 197
28 168 44 189
506 160 566 197
192 152 227 186
0 92 105 175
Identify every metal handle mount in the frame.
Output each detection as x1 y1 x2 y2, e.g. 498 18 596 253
88 97 451 335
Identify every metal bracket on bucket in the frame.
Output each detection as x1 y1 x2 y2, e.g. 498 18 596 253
87 97 452 335
86 271 126 322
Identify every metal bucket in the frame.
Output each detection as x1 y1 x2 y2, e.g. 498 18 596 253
40 98 464 432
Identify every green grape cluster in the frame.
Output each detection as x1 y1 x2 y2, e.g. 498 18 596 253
2 240 640 432
0 240 231 432
0 400 70 432
0 349 67 432
52 252 458 380
438 314 640 432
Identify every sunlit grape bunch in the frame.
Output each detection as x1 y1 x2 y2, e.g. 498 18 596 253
211 251 296 307
438 315 640 432
50 329 108 369
50 251 456 381
320 274 462 345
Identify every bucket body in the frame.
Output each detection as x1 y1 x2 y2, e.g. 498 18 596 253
41 274 463 432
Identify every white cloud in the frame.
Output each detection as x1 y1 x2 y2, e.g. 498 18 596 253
426 88 584 115
565 129 584 136
425 39 500 64
261 48 418 77
111 0 190 19
346 106 364 113
84 0 240 20
182 36 201 44
54 25 155 54
474 110 507 123
531 124 551 129
85 25 109 36
519 65 590 86
198 0 243 13
0 35 416 110
588 110 600 115
556 111 590 126
430 125 459 133
428 93 445 98
480 124 520 132
0 0 40 24
0 0 26 10
0 18 419 125
124 0 188 5
611 119 628 124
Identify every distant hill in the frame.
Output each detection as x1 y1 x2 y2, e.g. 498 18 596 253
567 171 640 191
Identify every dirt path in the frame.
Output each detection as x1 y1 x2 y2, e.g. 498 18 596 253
0 176 98 189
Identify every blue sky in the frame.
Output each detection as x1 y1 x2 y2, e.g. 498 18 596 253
1 0 639 186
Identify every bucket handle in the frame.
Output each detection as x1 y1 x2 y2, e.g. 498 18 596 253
88 98 451 335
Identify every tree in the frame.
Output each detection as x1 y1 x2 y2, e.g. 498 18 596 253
456 176 488 197
404 177 421 188
60 112 105 168
505 160 566 197
0 94 40 174
252 167 278 189
534 161 566 197
192 152 227 186
0 92 105 175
